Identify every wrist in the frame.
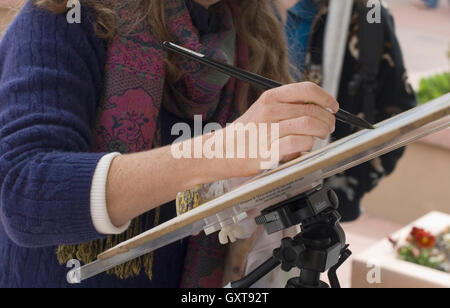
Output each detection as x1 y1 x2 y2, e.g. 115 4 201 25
92 153 131 233
176 128 245 186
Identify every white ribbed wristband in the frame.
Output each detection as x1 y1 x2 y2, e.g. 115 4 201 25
90 152 131 235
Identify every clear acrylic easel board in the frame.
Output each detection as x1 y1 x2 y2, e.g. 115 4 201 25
71 94 450 283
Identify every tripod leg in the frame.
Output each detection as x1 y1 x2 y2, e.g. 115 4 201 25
327 246 352 288
230 257 281 288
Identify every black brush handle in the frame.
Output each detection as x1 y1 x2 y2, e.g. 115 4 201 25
163 42 375 129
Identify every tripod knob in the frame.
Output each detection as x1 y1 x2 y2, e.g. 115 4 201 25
327 189 339 209
273 238 306 272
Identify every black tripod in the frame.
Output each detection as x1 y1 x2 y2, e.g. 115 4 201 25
230 185 352 288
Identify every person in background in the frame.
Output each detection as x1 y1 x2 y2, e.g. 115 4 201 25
279 0 417 222
224 0 417 286
421 0 440 9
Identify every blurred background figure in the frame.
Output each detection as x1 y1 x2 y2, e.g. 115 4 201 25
281 0 417 222
417 0 450 9
416 0 439 9
422 0 439 9
245 0 449 287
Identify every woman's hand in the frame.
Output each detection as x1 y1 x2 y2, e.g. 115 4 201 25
223 82 339 178
106 82 338 227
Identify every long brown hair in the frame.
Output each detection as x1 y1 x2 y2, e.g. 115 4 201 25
35 0 294 112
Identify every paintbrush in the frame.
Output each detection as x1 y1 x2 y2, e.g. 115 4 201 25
163 41 375 130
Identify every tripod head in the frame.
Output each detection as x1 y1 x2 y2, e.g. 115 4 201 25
231 185 352 288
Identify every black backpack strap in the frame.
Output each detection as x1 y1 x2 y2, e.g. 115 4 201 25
349 2 385 123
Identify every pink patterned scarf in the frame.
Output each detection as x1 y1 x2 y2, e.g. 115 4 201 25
57 0 248 287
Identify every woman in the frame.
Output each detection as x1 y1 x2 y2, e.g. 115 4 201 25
0 0 338 287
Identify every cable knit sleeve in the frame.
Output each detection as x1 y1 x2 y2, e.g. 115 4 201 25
0 2 109 247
